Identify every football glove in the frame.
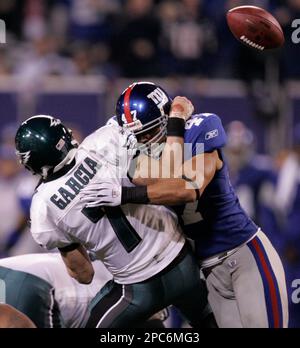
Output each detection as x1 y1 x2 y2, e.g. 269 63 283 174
80 181 122 207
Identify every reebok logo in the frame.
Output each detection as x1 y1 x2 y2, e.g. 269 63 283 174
205 129 218 140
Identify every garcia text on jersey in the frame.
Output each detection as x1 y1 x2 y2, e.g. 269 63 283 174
50 157 99 210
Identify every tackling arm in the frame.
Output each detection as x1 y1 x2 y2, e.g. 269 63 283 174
137 151 220 205
80 111 223 207
130 113 226 205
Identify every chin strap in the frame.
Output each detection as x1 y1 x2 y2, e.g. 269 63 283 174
41 147 78 180
53 148 78 174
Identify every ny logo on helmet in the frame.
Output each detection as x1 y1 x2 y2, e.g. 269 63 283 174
147 88 168 110
16 150 31 165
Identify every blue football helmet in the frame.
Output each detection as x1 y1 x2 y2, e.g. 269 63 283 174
116 82 172 155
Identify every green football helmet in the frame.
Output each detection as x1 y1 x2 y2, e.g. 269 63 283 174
15 115 78 178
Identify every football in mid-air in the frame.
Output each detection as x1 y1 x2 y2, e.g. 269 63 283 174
226 5 284 51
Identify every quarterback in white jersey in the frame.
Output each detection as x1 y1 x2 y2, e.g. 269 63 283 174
30 124 184 284
15 112 212 328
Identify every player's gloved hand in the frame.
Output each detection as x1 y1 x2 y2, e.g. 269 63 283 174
80 181 122 207
169 96 194 121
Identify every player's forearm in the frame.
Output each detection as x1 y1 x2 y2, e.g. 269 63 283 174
122 179 197 206
162 118 185 177
147 179 197 205
60 245 95 284
67 267 94 284
162 97 193 177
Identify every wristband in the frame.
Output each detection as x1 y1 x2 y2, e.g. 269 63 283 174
167 118 185 137
58 243 80 253
121 186 150 204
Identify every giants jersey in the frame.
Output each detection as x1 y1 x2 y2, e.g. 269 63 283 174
0 253 112 328
30 125 184 284
175 113 258 259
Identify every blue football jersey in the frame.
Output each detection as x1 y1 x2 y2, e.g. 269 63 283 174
175 113 258 259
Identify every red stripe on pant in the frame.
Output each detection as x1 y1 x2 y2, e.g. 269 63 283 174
250 238 280 328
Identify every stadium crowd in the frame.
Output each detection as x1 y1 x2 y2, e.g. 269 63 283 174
0 0 300 79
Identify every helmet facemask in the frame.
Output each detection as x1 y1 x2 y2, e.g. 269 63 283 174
129 114 168 159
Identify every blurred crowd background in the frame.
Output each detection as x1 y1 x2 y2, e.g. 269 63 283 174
0 0 300 78
0 0 300 327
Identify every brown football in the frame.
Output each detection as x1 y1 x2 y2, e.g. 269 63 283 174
226 5 284 50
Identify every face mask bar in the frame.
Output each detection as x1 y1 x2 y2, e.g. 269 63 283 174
135 115 168 158
133 115 166 136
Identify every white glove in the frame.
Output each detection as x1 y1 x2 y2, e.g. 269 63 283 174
80 181 122 207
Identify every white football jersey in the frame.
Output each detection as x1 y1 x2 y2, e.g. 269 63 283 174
0 253 112 328
30 125 185 284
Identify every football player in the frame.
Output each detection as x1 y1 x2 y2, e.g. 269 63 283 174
82 82 289 328
0 253 112 328
14 107 213 328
